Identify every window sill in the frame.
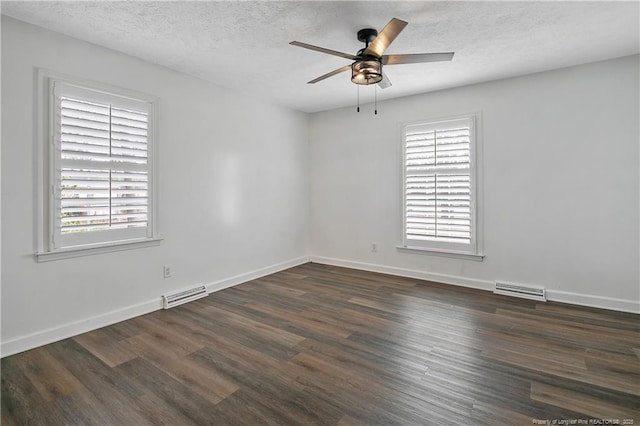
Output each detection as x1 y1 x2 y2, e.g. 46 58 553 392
396 245 484 261
35 237 163 262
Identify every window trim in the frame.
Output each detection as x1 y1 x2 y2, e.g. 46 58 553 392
395 245 485 261
35 69 161 262
399 112 484 259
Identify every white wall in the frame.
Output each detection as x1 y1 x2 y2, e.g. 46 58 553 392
1 17 309 355
309 55 639 313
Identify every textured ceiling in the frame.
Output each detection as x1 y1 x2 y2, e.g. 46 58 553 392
2 1 639 113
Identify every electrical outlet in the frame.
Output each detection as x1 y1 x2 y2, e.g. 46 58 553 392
371 243 377 253
163 264 172 278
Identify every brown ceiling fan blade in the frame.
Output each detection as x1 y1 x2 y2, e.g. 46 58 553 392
363 18 408 58
307 64 352 84
290 41 357 60
383 52 455 65
378 71 392 89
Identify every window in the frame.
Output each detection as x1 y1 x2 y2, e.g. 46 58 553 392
37 72 160 261
401 114 482 258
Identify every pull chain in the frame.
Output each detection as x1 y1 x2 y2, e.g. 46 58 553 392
374 84 378 115
357 85 360 112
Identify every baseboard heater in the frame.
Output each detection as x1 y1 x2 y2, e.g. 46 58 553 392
494 281 546 302
162 285 208 309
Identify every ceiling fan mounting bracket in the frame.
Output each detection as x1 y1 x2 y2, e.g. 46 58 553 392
357 28 378 46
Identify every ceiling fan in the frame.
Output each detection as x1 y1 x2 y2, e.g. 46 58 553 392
290 18 454 89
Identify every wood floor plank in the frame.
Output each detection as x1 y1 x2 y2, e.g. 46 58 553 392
121 331 198 360
1 357 66 425
240 279 308 298
296 337 475 419
292 350 469 425
224 283 309 314
423 346 539 415
52 386 149 425
190 347 337 424
188 334 306 393
347 296 399 313
177 301 303 360
115 357 219 425
295 337 428 380
127 394 200 426
128 314 204 356
482 345 640 396
337 414 368 426
495 307 639 347
207 389 284 425
47 338 143 394
475 327 588 369
246 301 353 338
531 381 640 420
189 300 307 347
121 331 239 405
11 346 83 401
470 401 537 426
2 262 638 425
535 302 640 330
73 328 137 367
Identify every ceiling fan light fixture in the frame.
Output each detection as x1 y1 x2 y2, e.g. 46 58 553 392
351 60 382 85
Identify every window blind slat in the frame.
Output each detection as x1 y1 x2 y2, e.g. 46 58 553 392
62 123 109 137
111 132 148 143
61 98 109 115
111 140 148 150
111 125 147 137
61 179 110 188
61 215 110 224
110 155 148 165
62 207 110 217
111 107 148 122
61 198 110 207
62 224 111 233
61 142 110 155
111 189 148 197
109 197 148 206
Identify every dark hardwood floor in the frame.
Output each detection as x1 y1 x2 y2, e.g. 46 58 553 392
2 263 639 425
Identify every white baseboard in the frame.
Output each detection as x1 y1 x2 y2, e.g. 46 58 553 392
310 256 639 314
309 256 494 291
0 298 161 358
0 256 310 358
545 289 639 314
205 256 309 294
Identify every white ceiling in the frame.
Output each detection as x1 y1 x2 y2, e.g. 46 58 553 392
2 1 639 113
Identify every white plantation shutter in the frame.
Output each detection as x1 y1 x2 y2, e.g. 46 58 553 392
403 117 477 253
51 81 154 249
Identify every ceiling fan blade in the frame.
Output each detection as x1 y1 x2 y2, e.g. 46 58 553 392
307 64 352 84
383 52 455 65
290 41 357 60
378 71 392 89
363 18 408 58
